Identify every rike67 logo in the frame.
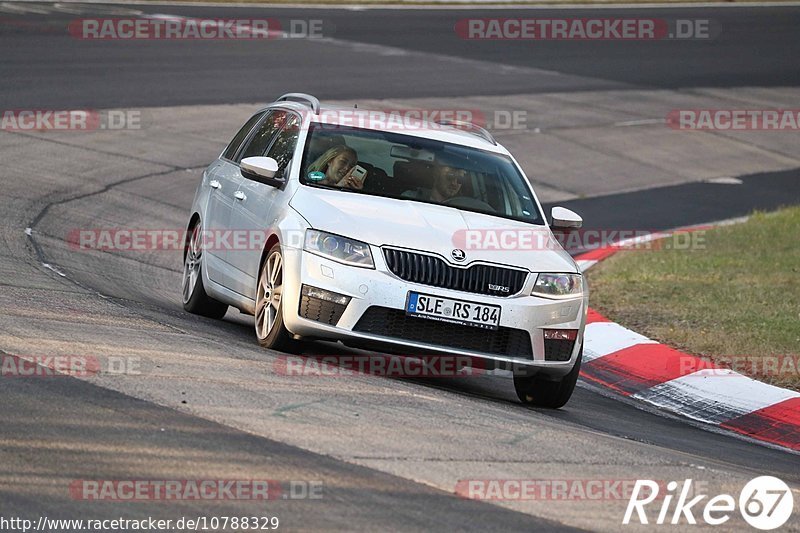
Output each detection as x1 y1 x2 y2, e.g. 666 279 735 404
623 477 794 530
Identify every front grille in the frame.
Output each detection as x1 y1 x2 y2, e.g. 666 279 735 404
353 306 532 358
383 248 527 297
544 339 575 362
299 294 347 326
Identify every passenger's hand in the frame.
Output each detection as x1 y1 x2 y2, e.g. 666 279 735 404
337 168 366 190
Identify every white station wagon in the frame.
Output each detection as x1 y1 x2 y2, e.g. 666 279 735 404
183 93 588 407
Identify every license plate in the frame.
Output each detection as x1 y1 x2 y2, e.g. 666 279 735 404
405 292 501 330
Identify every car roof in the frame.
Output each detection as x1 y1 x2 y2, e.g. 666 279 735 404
264 101 511 155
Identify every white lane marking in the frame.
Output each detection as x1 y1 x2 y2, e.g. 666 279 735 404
705 176 744 185
0 2 52 13
614 118 666 127
316 36 415 56
633 368 800 425
314 36 580 78
614 230 671 249
42 263 67 277
146 11 601 83
576 259 597 272
578 216 750 272
582 347 605 363
0 2 145 15
145 14 286 38
62 2 141 15
583 322 656 361
31 1 800 10
52 2 141 15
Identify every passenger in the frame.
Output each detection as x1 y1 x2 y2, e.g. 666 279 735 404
307 145 366 190
306 134 346 164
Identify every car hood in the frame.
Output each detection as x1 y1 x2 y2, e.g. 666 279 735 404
289 187 578 273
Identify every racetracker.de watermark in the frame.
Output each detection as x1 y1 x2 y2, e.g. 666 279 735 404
455 18 717 40
1 110 140 131
456 479 668 501
306 108 528 132
680 355 800 379
451 228 706 252
667 109 800 130
0 354 143 377
68 17 324 39
68 227 706 253
69 479 323 501
274 354 487 378
67 228 300 252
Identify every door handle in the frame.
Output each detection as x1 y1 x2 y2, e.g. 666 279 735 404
234 190 246 201
209 179 221 189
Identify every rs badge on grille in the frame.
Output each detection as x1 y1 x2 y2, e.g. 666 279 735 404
488 284 510 293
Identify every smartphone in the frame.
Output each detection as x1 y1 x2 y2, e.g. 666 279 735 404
350 165 368 184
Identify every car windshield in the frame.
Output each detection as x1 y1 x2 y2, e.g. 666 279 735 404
299 123 544 225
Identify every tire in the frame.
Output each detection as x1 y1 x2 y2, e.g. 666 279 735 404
182 219 228 319
254 243 295 351
513 347 582 408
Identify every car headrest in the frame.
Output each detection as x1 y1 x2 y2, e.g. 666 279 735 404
393 160 436 191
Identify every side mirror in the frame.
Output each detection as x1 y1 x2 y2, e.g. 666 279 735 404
240 157 284 187
551 206 583 229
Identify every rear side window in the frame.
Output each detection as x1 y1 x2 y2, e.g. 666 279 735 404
222 112 265 161
238 110 287 162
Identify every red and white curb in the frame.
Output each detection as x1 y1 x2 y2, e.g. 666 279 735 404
576 228 800 452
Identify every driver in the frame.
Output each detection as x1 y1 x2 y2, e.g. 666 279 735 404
402 152 470 203
429 163 466 202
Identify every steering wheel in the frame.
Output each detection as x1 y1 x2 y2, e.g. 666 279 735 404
442 196 496 212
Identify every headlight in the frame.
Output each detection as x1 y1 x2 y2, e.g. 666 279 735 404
304 230 374 269
532 273 583 299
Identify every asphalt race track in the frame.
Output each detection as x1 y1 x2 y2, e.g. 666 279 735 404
1 2 799 531
3 5 800 108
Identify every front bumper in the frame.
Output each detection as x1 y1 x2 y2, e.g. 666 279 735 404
281 246 587 376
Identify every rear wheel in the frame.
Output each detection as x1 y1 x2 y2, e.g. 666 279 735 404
182 220 228 319
255 244 295 351
514 348 582 408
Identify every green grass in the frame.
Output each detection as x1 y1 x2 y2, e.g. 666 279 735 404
586 206 800 390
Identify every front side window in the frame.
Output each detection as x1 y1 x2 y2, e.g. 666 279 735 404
299 124 543 224
265 113 301 181
237 110 287 163
222 111 265 161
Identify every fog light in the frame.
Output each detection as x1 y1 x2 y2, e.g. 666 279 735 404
302 285 351 306
543 329 578 362
543 329 578 341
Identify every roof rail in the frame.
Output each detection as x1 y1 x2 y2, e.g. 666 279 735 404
276 93 320 114
434 119 497 145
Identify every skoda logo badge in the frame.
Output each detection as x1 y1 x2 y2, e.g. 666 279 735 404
451 249 466 262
